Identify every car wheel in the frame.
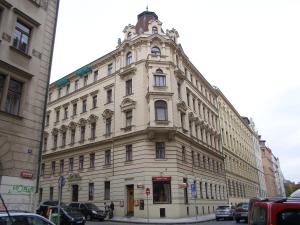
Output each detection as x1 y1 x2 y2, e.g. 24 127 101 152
216 218 219 221
236 218 240 223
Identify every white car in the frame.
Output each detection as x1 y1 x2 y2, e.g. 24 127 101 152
0 211 55 225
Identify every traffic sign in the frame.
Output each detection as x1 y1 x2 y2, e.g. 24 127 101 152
146 187 150 195
58 176 65 187
191 183 197 198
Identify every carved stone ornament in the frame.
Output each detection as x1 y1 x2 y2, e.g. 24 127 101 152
51 128 59 135
43 131 49 137
68 121 77 130
78 118 87 126
102 109 114 119
60 125 68 132
188 112 195 121
88 114 98 123
177 101 187 113
120 98 136 111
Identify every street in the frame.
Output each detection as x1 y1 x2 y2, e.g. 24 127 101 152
86 219 246 225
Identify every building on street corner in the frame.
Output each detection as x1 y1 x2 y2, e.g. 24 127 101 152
0 0 59 211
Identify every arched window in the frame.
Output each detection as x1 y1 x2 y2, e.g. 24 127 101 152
155 100 168 121
127 32 132 40
154 69 165 86
152 26 158 34
151 46 161 56
126 52 132 65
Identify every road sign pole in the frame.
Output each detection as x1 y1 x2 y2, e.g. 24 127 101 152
147 195 149 223
57 176 65 225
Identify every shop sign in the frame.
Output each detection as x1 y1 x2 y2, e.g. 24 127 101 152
178 183 188 189
20 171 33 179
152 176 171 181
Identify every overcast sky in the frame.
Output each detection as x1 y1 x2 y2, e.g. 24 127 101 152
50 0 300 182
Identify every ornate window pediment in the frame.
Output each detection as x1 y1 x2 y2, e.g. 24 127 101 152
88 114 98 123
43 131 49 137
68 121 77 130
60 125 68 132
188 112 195 121
177 101 187 113
102 109 114 119
120 98 136 112
78 118 87 126
51 128 59 135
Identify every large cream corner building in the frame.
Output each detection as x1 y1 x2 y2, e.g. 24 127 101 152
40 11 265 218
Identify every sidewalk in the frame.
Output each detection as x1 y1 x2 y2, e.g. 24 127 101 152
109 214 215 224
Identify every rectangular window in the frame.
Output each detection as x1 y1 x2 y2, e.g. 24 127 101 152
126 144 132 161
41 163 45 176
125 110 132 127
125 79 132 95
61 132 66 147
182 146 186 161
177 82 181 98
90 122 96 139
89 183 94 201
106 118 111 135
55 110 60 122
43 136 47 152
13 20 31 53
83 75 88 86
106 89 112 103
92 95 97 108
186 92 190 106
108 63 113 75
51 161 56 175
48 93 52 102
79 155 84 170
155 142 165 159
105 150 111 165
104 181 110 200
153 180 171 204
70 129 75 145
199 182 203 198
66 84 70 95
82 99 87 113
46 114 50 126
69 158 74 171
191 150 195 165
39 188 43 203
5 79 22 115
75 80 79 90
58 88 61 98
93 70 98 81
80 126 85 142
73 103 77 116
49 187 54 201
53 134 58 148
64 107 68 119
60 159 64 173
183 177 188 204
154 75 166 87
90 153 95 168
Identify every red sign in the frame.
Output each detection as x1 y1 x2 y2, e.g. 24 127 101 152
20 171 33 179
146 187 150 195
152 176 171 181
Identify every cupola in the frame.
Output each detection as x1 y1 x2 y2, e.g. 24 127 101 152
135 10 158 34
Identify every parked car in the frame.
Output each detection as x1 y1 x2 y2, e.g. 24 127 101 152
69 202 106 221
234 202 249 223
0 211 55 225
48 206 86 225
36 200 67 218
215 205 235 221
248 197 300 225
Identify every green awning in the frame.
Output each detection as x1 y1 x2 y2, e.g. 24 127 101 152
55 77 69 87
75 66 92 77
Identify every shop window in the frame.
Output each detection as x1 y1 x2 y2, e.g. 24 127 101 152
153 180 171 204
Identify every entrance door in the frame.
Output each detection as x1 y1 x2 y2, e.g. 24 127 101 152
72 184 79 202
127 185 134 216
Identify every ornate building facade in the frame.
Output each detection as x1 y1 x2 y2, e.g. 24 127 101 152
216 89 261 205
0 0 59 210
40 11 228 218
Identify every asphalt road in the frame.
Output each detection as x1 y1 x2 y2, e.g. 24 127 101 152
86 218 247 225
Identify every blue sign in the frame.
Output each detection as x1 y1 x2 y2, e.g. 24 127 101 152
191 183 197 197
58 176 65 187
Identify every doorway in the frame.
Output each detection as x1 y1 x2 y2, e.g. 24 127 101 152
126 184 134 216
72 184 78 202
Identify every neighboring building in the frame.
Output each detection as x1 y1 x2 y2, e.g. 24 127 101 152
40 11 228 219
0 0 59 211
260 138 285 197
216 89 260 205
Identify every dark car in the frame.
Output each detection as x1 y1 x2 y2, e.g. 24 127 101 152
215 205 235 221
248 197 300 225
0 212 55 225
69 202 106 221
36 200 67 218
234 202 248 223
49 206 85 225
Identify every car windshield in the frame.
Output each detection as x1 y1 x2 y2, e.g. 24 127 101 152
63 207 82 214
237 203 249 209
85 203 99 210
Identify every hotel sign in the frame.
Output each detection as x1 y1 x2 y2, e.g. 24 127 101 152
152 176 171 181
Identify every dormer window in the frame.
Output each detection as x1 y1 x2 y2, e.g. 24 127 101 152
151 46 161 56
127 32 132 40
126 52 132 65
152 26 158 34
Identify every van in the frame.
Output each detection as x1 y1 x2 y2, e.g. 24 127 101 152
248 197 300 225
